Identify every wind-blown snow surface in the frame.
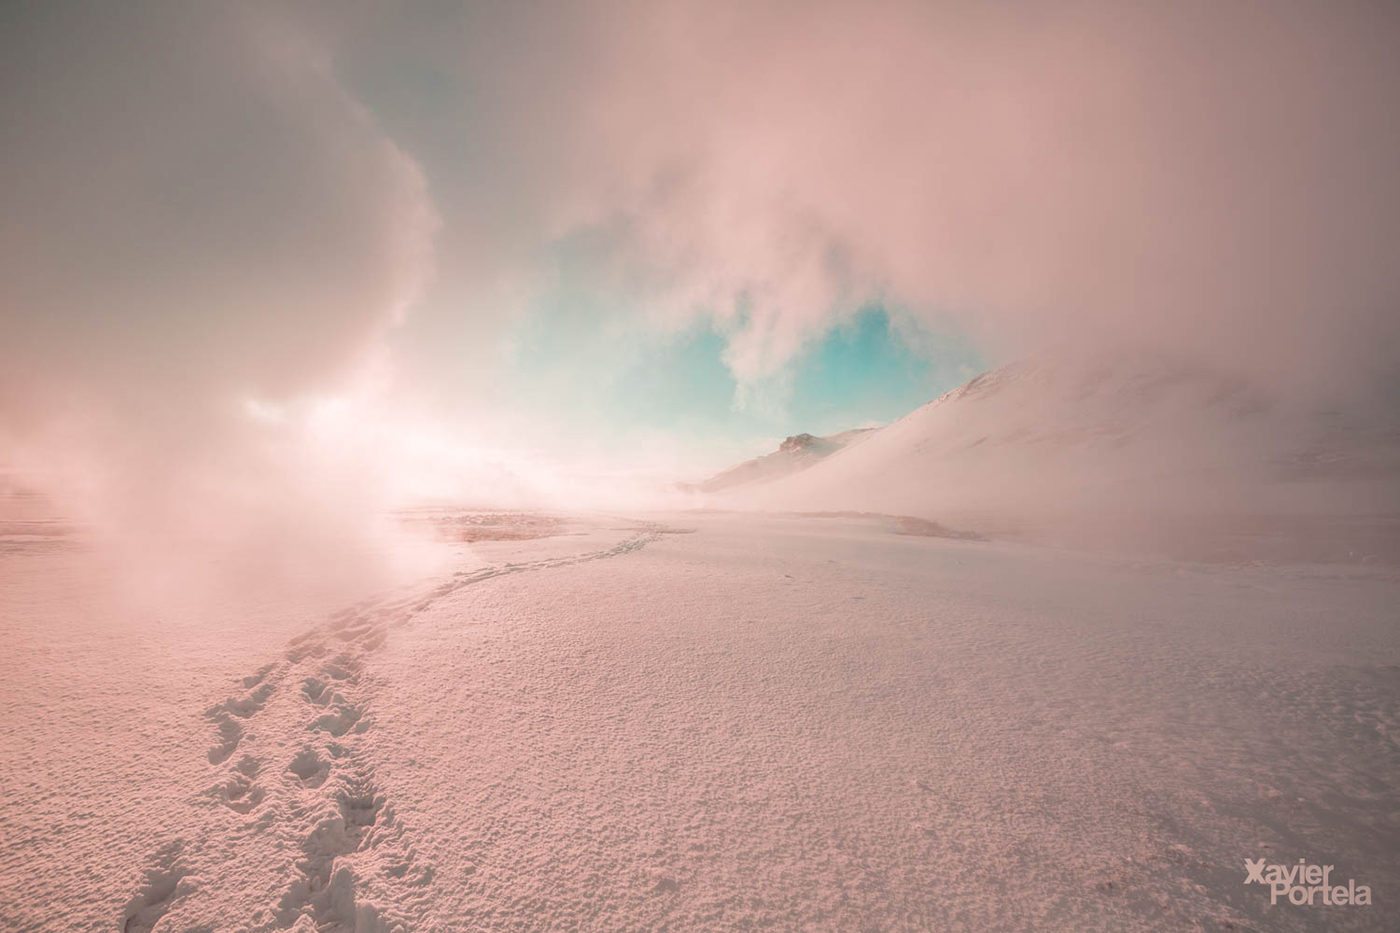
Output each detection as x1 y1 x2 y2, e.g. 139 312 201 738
2 509 1398 931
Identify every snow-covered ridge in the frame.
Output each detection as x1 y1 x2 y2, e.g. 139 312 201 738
680 427 879 494
720 347 1400 561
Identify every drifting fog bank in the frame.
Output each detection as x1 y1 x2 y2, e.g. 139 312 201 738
4 1 1398 586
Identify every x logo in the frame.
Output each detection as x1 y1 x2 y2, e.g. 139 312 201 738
1244 858 1267 884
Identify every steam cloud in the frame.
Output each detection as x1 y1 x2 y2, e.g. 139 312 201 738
3 1 1397 586
552 0 1400 401
1 4 436 591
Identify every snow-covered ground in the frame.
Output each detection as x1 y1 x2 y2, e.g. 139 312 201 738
3 509 1397 932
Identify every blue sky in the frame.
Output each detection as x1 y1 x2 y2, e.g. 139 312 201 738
463 216 987 464
502 299 984 460
334 14 993 466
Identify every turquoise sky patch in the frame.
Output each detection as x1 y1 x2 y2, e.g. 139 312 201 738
504 300 984 457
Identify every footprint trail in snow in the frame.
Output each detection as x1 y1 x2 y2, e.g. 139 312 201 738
120 525 662 932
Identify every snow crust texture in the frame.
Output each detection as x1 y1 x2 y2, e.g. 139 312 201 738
2 511 1398 932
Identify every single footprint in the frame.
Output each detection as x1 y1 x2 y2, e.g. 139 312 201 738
207 714 243 765
213 772 266 815
310 701 365 738
321 655 361 682
287 748 331 787
242 662 277 690
286 639 329 664
207 681 274 720
337 785 383 830
334 623 376 643
302 677 332 705
121 842 193 933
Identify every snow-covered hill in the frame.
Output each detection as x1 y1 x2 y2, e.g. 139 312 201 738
727 349 1400 561
681 428 878 494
